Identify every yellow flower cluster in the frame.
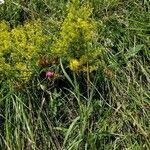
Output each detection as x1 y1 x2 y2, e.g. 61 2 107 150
69 55 100 73
52 0 101 72
0 19 49 82
53 1 95 55
69 59 80 71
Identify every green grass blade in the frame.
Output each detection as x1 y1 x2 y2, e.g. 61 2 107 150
125 44 144 60
63 116 80 147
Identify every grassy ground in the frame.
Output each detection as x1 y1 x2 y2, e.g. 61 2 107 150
0 0 150 149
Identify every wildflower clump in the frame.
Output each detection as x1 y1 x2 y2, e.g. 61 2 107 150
52 0 102 72
0 19 50 82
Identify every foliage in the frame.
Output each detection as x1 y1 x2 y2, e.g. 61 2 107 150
0 0 150 149
0 19 50 82
52 0 102 72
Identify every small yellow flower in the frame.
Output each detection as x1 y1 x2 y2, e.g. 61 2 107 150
16 63 32 81
69 59 80 71
82 65 98 73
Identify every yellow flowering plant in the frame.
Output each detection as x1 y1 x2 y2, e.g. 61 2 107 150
52 0 102 72
0 1 104 87
0 19 50 82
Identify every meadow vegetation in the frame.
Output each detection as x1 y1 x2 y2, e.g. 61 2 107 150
0 0 150 149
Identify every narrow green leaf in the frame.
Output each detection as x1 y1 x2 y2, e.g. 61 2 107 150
125 44 143 60
60 58 74 88
63 116 80 146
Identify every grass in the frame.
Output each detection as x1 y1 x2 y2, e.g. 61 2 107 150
0 0 150 149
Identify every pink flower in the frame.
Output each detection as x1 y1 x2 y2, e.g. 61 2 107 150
46 71 55 78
